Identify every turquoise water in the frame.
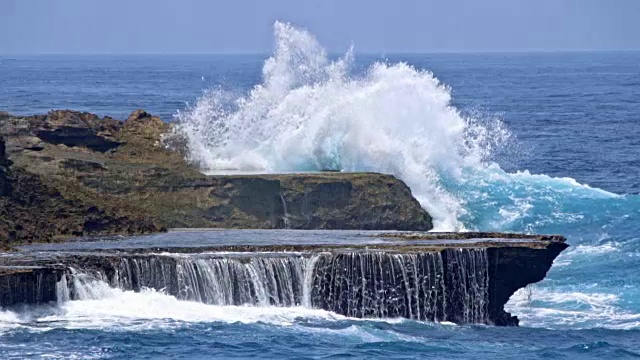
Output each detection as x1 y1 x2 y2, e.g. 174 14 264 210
1 25 639 358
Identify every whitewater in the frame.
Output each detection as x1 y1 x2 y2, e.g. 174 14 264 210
172 22 510 230
167 21 640 334
1 22 640 359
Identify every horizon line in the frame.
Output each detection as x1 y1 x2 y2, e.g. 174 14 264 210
2 49 640 56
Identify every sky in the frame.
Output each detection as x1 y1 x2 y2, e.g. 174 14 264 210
1 0 639 54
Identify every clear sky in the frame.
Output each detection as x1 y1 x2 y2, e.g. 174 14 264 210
1 0 639 54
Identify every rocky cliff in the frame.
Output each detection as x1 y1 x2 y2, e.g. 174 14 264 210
0 110 432 245
0 232 568 326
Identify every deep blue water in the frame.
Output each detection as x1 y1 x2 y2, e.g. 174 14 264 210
1 50 640 359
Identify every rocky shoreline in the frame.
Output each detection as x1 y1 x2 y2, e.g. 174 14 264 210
0 109 569 326
1 109 432 247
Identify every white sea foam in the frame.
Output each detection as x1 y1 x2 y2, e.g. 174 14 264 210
551 242 621 267
569 242 620 256
42 279 350 329
0 309 23 332
506 286 640 330
0 279 413 333
170 21 515 231
299 323 427 343
3 277 637 334
170 22 623 231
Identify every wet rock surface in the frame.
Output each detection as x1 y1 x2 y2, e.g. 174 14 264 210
0 266 63 306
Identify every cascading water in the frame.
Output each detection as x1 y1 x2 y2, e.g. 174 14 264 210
446 248 489 324
56 249 490 324
2 19 639 358
279 194 291 229
310 252 449 321
55 273 70 303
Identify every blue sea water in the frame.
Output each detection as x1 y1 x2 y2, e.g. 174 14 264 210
1 28 640 358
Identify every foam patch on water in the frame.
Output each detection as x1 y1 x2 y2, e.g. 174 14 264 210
551 242 621 267
0 280 415 333
0 310 23 332
52 282 351 329
569 243 620 256
297 323 430 343
506 286 640 330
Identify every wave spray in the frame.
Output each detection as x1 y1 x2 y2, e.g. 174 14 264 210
173 22 622 232
173 22 512 230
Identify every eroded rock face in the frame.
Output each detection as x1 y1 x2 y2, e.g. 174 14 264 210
0 110 433 244
0 233 568 326
203 173 432 230
0 267 63 307
36 127 121 153
487 243 568 325
0 124 163 247
0 139 12 246
0 163 162 246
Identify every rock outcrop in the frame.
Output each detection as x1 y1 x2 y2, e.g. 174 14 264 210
0 232 568 326
0 136 162 248
0 110 432 245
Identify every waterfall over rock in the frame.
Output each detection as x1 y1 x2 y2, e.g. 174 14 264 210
58 249 491 324
4 230 568 326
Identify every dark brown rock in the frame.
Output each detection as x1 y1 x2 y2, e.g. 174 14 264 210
36 127 121 152
0 267 63 307
0 164 162 246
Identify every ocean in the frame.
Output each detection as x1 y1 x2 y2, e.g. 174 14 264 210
1 23 639 358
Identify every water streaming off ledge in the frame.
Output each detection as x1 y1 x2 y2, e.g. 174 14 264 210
58 249 490 324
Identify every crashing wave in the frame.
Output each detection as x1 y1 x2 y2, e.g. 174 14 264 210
171 21 633 234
